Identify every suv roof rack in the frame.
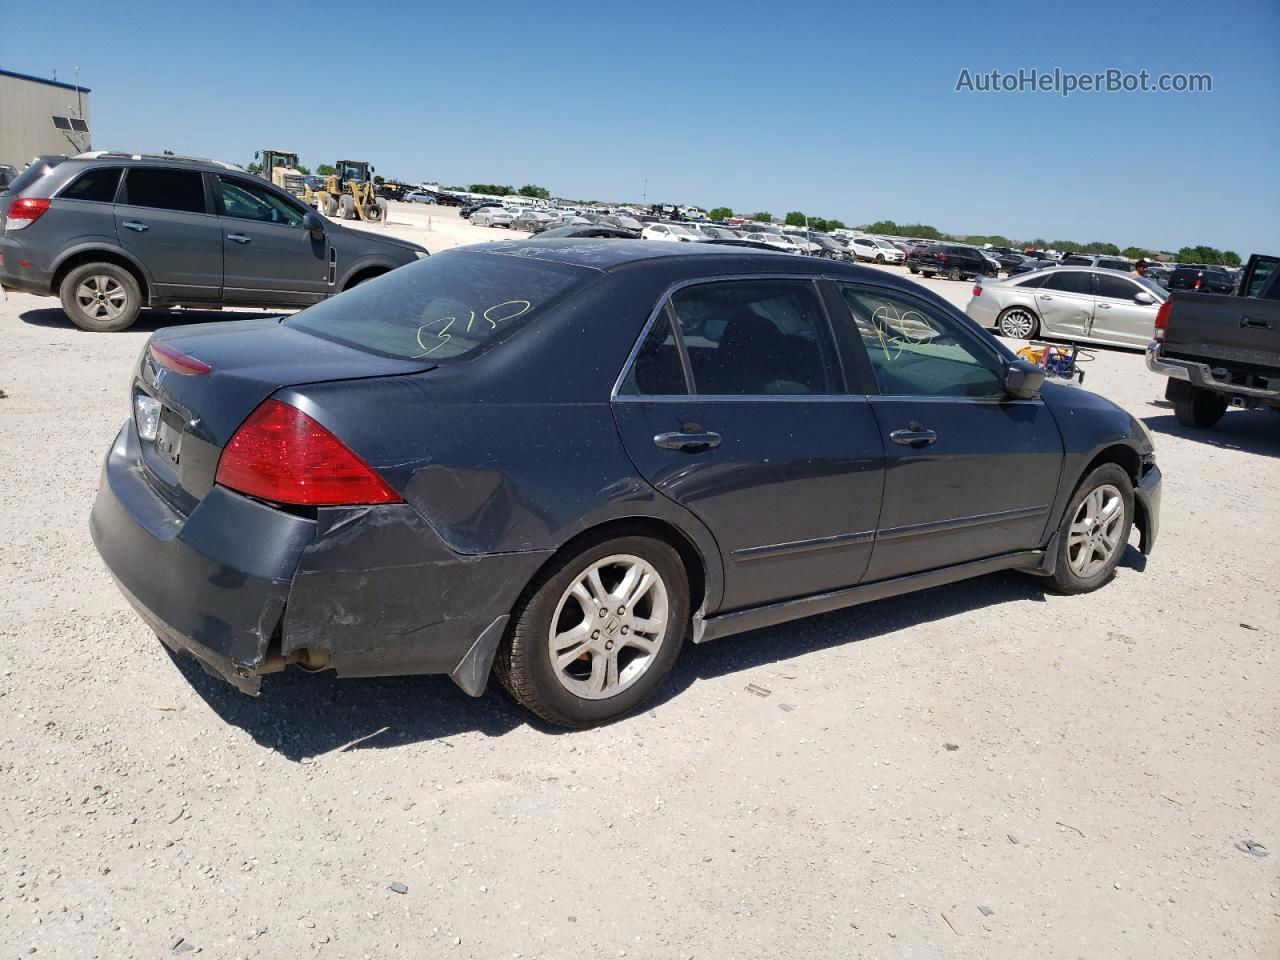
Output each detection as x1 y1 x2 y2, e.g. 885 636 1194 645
73 151 245 171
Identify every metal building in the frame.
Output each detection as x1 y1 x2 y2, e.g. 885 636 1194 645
0 68 92 170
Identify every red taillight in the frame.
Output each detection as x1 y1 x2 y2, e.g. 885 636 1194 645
936 253 948 260
215 399 401 506
1194 274 1203 290
1154 300 1171 340
972 283 983 296
4 197 52 230
150 340 211 375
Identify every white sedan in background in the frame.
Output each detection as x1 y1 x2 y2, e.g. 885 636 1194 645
642 223 701 242
750 233 809 255
848 236 904 263
472 207 514 228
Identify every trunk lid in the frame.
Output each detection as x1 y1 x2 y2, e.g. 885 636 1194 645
135 317 432 514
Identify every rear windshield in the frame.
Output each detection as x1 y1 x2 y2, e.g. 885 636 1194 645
3 157 64 196
288 250 595 362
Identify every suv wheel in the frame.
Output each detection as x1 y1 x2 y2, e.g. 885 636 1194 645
59 263 142 332
948 266 963 281
1043 463 1133 594
496 534 689 728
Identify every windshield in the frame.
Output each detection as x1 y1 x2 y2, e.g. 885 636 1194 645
667 225 695 237
1134 275 1168 299
288 251 595 362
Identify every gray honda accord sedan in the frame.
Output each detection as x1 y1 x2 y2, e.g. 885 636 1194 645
91 241 1161 727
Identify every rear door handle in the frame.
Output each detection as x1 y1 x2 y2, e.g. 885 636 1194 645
1096 303 1111 309
227 233 251 244
654 431 721 452
889 426 938 447
121 220 149 232
1038 294 1054 301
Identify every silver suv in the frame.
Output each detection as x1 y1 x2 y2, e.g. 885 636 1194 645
0 152 427 331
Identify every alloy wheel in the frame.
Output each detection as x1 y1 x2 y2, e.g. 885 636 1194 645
999 308 1037 338
547 554 669 700
75 275 128 321
1066 484 1125 578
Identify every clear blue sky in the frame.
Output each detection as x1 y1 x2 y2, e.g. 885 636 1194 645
5 0 1277 253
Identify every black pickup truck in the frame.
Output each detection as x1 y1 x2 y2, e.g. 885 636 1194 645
1146 254 1280 428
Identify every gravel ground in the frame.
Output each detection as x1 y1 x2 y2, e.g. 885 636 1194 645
1 205 1276 959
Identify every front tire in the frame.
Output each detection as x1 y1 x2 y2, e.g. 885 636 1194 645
59 263 142 332
1168 380 1227 429
1043 464 1133 594
496 534 689 728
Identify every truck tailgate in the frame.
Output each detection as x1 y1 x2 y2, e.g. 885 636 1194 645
1165 291 1280 369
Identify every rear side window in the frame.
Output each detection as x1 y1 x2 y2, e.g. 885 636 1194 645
1015 273 1050 289
667 280 838 395
121 168 207 214
617 312 688 396
1041 271 1092 294
61 167 122 203
288 250 593 362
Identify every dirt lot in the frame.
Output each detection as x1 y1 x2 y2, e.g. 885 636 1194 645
1 205 1277 959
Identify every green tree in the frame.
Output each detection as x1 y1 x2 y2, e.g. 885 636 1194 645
708 206 734 221
808 218 830 233
470 183 513 196
1121 246 1149 261
867 220 942 240
295 163 310 175
826 219 846 231
316 164 337 177
246 162 263 174
1222 250 1241 267
373 175 385 185
518 184 551 199
784 211 807 227
751 211 773 222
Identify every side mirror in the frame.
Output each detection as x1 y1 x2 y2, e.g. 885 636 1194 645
1134 291 1155 304
1003 358 1045 399
302 211 326 238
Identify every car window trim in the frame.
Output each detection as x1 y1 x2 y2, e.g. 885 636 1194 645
610 273 849 401
823 275 1018 401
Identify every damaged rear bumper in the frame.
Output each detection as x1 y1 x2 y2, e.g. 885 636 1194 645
90 421 551 696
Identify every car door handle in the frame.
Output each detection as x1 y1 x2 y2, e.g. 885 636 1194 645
653 431 721 452
1096 302 1111 309
1038 294 1054 300
121 220 149 232
889 425 938 447
227 233 251 244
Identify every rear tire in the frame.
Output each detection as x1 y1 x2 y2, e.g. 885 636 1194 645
997 306 1040 340
1168 380 1227 429
1043 463 1134 595
495 534 689 728
58 262 142 332
948 266 963 281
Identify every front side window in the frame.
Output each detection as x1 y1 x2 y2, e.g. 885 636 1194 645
666 280 837 395
61 167 122 203
836 282 1005 398
1093 274 1142 300
121 168 206 214
218 176 305 226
